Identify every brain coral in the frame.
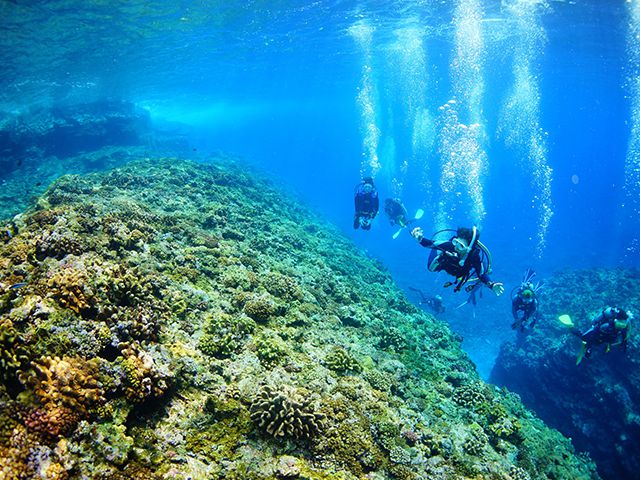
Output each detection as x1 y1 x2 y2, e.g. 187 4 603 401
250 385 324 439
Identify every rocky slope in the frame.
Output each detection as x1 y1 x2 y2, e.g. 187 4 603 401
0 157 598 479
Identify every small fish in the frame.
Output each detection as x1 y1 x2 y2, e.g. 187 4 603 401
9 282 26 290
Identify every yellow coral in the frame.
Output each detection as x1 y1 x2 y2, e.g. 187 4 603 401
120 345 170 403
47 267 95 315
19 356 104 416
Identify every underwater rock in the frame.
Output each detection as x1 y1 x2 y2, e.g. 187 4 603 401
0 157 599 479
0 100 150 174
491 268 640 480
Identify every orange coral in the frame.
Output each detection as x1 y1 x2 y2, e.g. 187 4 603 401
19 356 104 417
47 266 96 315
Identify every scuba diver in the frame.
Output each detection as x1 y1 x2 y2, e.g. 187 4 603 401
410 226 505 302
408 287 445 315
384 198 409 228
511 268 542 331
560 307 633 365
353 177 379 230
384 198 424 239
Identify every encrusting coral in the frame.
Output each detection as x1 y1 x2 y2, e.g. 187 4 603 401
0 157 600 479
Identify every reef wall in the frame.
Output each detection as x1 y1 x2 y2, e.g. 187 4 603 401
0 157 598 479
491 268 640 480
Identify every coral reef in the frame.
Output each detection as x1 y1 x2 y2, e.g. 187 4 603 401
0 158 599 479
250 385 324 439
491 268 640 480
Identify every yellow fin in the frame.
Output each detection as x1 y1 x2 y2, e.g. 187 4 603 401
558 314 574 327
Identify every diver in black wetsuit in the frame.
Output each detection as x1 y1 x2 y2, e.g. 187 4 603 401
384 198 409 228
512 288 538 330
408 287 445 314
410 226 505 296
575 307 632 365
353 177 379 230
511 269 542 331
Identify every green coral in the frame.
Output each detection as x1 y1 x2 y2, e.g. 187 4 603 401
0 318 29 380
262 271 303 301
198 313 255 358
378 327 408 351
254 333 288 367
489 415 521 440
453 382 488 410
325 347 361 374
463 422 488 456
243 293 281 322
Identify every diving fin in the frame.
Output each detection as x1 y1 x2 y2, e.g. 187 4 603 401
558 314 574 327
414 208 424 220
576 341 587 366
392 228 403 240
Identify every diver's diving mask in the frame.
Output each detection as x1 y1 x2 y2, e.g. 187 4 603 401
452 237 469 254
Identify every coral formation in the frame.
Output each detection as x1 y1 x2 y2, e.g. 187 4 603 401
19 355 104 416
324 347 362 374
0 158 599 479
250 385 324 439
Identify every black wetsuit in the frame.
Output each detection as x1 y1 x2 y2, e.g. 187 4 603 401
581 307 630 355
384 199 408 227
354 182 379 230
418 238 493 292
512 291 538 329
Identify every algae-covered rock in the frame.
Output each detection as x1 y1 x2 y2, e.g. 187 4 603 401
0 158 599 479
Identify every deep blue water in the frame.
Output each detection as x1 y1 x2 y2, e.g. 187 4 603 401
1 0 639 378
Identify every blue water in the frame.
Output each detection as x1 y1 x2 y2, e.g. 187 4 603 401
1 0 639 378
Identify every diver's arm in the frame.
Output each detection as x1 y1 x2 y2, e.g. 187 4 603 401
419 238 434 247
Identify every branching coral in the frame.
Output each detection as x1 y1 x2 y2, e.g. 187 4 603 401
508 465 531 480
463 423 488 456
453 382 488 410
250 385 324 439
254 334 288 367
47 264 96 315
378 327 408 351
35 225 85 260
488 415 521 440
